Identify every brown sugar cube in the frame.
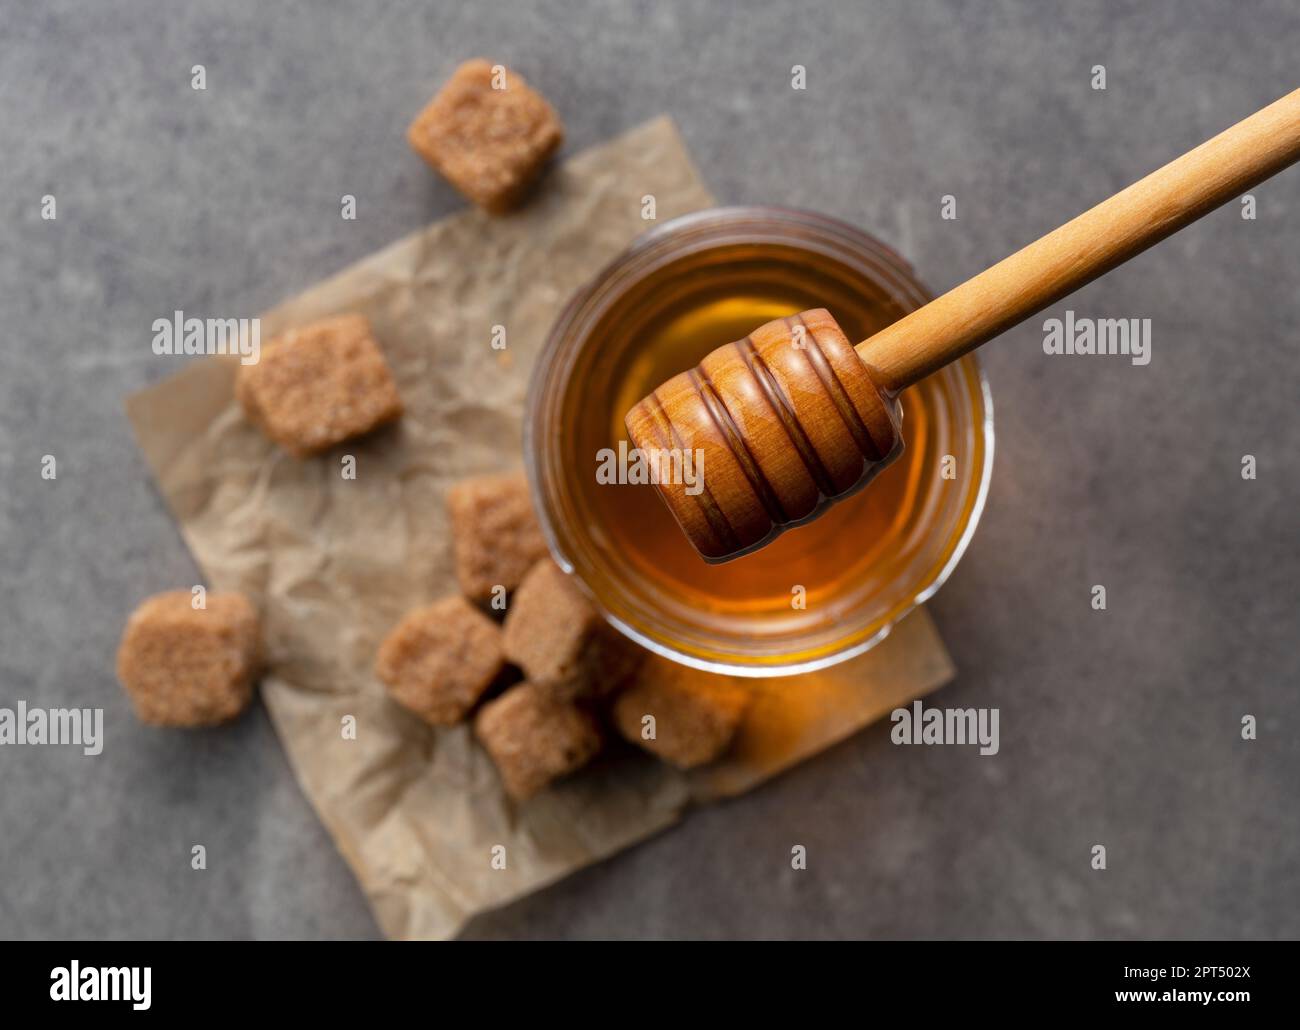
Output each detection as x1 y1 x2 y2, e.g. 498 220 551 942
236 314 403 458
473 682 602 801
503 559 640 702
406 58 564 213
447 472 548 601
611 660 751 769
374 596 504 726
116 590 261 727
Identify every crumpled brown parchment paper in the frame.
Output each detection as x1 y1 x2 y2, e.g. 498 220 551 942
125 116 955 939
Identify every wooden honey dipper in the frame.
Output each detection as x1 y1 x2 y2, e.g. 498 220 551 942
626 88 1300 562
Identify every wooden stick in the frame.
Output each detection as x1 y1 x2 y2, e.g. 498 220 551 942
858 88 1300 394
626 88 1300 562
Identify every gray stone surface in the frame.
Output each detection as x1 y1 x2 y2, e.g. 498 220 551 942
1 0 1297 940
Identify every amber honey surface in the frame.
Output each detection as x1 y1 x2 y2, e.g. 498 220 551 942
558 242 938 630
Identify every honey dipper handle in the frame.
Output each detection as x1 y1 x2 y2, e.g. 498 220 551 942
857 88 1300 393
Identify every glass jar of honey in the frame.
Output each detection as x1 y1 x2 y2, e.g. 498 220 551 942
526 207 993 676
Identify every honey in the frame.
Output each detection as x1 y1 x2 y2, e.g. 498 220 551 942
588 249 926 609
528 208 991 672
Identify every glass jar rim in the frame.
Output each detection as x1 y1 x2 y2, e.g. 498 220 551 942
525 205 995 677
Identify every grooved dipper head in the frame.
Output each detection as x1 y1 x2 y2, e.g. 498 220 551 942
624 308 902 562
